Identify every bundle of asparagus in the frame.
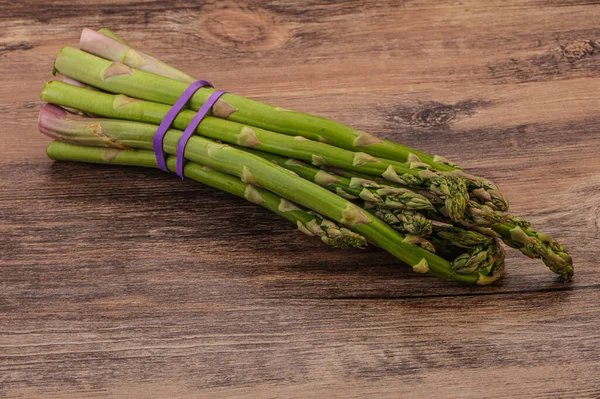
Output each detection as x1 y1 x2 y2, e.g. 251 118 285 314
38 28 573 285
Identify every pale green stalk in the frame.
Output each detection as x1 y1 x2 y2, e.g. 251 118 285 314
81 28 195 82
430 209 572 280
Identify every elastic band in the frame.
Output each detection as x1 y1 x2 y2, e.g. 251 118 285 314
153 80 213 172
175 90 226 179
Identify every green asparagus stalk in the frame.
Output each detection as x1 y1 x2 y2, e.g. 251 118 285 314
39 103 502 284
237 146 435 211
430 213 573 281
81 28 196 83
430 208 573 280
45 140 367 249
490 217 573 281
53 45 508 213
41 80 471 221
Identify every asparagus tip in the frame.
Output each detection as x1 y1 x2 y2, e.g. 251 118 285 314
498 218 574 281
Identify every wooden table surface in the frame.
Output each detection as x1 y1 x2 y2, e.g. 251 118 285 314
2 1 599 397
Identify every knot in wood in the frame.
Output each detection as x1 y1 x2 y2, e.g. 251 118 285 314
562 40 598 62
200 5 289 51
412 106 455 126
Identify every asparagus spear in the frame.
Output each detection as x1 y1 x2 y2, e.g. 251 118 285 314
431 213 573 281
41 80 471 221
53 45 508 212
45 141 367 249
39 104 502 284
490 217 573 281
237 146 435 211
81 28 196 83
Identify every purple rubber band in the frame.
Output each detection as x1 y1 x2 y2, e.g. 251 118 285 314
153 80 213 172
176 90 226 179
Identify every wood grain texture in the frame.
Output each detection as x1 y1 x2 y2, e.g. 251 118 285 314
1 0 600 397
